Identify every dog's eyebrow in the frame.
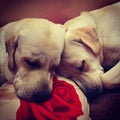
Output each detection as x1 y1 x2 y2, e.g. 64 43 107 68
31 52 46 56
29 52 50 63
30 52 47 60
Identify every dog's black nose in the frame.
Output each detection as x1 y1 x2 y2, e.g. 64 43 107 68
18 88 52 103
31 89 52 103
29 81 53 103
86 88 102 102
17 81 53 103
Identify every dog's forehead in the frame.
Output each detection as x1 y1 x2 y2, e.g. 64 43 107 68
14 19 65 61
17 20 65 50
17 19 65 38
64 12 96 31
18 34 62 55
18 41 60 58
18 23 53 40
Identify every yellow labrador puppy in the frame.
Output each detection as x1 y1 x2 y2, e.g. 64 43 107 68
57 2 120 98
0 18 65 102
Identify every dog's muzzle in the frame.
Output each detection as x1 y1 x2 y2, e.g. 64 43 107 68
13 76 53 103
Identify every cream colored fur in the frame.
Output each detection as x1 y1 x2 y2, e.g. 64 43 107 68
57 2 120 98
0 18 65 102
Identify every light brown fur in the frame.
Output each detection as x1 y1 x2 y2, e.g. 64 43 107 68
57 2 120 98
0 18 65 102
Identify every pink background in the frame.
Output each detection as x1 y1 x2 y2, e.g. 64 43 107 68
0 0 119 26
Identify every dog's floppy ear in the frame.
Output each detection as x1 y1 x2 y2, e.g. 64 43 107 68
5 35 18 72
72 27 101 55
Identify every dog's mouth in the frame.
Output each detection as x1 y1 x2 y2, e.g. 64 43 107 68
14 82 52 103
16 85 52 103
13 75 53 103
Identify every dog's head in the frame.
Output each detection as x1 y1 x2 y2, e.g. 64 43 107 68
4 19 65 102
56 13 104 99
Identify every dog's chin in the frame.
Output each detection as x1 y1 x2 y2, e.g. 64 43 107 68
13 74 53 103
15 85 52 103
13 79 52 103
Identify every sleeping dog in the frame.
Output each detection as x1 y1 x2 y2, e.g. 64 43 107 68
56 2 120 98
0 18 65 102
0 18 91 120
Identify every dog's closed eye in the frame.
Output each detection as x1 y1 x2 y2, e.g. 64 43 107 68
75 60 86 72
24 58 42 69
